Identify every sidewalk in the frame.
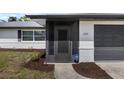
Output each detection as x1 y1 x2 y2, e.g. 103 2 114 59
54 63 88 79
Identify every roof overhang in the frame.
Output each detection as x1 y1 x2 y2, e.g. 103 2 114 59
0 27 44 29
26 13 124 20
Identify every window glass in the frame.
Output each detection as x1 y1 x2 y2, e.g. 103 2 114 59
34 31 45 41
22 31 33 41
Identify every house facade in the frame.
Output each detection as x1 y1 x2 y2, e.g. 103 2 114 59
0 21 46 49
26 13 124 62
1 14 124 63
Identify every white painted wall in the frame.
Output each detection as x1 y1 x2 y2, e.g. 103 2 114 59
79 20 124 62
79 21 94 62
0 29 46 49
0 29 18 42
0 42 46 49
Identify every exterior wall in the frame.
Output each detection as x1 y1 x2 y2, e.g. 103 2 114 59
71 21 79 54
0 42 45 49
79 20 124 62
0 29 18 42
79 21 94 62
0 29 46 49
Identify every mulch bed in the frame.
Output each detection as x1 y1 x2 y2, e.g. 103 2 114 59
24 57 54 72
0 48 45 52
72 62 112 79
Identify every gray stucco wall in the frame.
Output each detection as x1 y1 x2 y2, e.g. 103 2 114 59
0 29 18 42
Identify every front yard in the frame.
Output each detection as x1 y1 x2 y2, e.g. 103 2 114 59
0 51 55 79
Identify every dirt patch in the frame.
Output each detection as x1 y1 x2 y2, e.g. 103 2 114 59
72 62 112 79
24 58 54 72
0 48 45 52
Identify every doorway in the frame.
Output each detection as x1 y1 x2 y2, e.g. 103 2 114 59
54 26 71 61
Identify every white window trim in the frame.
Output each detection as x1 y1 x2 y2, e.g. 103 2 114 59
21 30 46 42
33 31 35 41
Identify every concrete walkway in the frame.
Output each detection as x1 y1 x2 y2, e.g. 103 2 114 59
54 63 87 79
96 62 124 79
54 62 124 79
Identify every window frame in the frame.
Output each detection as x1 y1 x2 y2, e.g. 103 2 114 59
34 31 46 41
21 30 46 42
22 31 34 41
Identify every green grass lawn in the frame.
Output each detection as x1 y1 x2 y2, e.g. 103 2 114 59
0 51 55 79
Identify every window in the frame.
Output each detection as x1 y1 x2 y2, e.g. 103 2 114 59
22 30 45 41
34 31 46 41
22 31 33 41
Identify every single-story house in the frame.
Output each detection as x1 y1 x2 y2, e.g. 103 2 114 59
0 21 46 49
2 13 124 63
26 13 124 62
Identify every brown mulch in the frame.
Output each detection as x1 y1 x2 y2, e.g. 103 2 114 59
24 58 54 72
72 62 112 79
0 48 45 52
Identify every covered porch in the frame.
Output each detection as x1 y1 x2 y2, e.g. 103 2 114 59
46 19 79 62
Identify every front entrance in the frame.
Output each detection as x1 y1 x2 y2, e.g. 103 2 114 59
55 26 71 61
46 20 79 62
